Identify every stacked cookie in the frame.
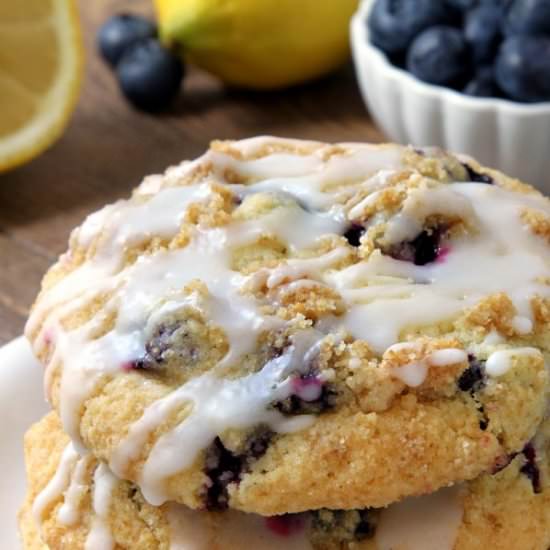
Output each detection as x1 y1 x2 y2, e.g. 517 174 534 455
19 137 550 549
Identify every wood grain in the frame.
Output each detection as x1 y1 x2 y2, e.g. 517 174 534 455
0 0 384 345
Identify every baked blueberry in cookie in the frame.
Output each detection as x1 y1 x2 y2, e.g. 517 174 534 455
204 428 273 510
462 162 494 185
457 356 486 393
385 227 445 265
343 224 366 247
520 443 542 494
273 376 338 415
132 322 201 370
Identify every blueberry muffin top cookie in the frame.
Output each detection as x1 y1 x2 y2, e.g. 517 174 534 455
21 413 550 550
26 137 550 514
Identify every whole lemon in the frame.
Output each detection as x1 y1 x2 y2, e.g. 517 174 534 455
154 0 359 89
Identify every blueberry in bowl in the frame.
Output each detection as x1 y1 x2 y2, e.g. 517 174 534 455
364 0 550 103
503 0 550 36
463 66 501 98
464 4 503 65
367 0 451 56
496 35 550 103
406 26 470 87
350 0 550 193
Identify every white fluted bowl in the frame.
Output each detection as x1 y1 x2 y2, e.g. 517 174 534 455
351 0 550 194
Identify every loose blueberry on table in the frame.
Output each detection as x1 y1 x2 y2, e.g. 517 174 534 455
367 0 550 103
117 39 184 112
98 14 157 67
98 14 184 111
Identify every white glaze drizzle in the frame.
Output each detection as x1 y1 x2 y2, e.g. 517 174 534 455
32 443 79 527
247 247 350 291
382 186 476 245
26 138 549 507
77 205 117 249
57 453 93 525
30 162 352 442
482 330 505 346
84 463 117 550
74 185 213 269
485 347 542 377
385 343 468 387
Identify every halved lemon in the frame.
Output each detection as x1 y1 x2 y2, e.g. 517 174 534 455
0 0 83 172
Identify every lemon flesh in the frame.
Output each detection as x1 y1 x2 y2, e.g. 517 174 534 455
155 0 359 90
0 0 83 172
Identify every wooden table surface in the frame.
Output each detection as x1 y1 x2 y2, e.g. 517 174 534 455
0 0 384 346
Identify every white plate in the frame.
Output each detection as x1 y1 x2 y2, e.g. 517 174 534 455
0 337 49 549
